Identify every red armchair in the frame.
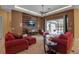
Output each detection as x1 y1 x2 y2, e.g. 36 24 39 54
50 32 73 54
5 32 29 54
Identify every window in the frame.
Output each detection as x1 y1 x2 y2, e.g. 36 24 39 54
45 18 65 35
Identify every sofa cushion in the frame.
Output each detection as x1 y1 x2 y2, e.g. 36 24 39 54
58 34 67 39
5 32 15 41
5 39 29 54
5 39 28 47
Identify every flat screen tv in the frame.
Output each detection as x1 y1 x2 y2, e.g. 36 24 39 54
26 20 36 29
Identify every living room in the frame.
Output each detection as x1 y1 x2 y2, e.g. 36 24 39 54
0 5 79 54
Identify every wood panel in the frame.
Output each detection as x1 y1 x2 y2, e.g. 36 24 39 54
72 9 79 53
74 9 79 39
22 13 44 31
11 10 22 35
0 9 11 54
11 10 43 34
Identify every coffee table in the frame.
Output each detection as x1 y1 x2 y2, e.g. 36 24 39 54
44 34 57 54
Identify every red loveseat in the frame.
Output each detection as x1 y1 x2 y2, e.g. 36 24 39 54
5 32 29 54
49 32 73 54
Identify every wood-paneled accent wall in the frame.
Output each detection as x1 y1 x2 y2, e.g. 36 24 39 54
74 9 79 39
11 10 43 34
22 13 44 33
72 9 79 53
0 9 11 54
11 10 22 35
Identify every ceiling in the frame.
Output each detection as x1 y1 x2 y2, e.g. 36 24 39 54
1 5 79 17
18 5 68 14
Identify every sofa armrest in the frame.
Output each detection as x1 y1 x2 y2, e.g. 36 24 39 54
51 38 67 46
5 39 29 47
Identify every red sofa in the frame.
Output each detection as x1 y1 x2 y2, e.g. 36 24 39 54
49 32 73 54
5 32 29 54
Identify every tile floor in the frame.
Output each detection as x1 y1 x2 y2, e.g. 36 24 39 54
18 35 79 54
18 35 45 54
